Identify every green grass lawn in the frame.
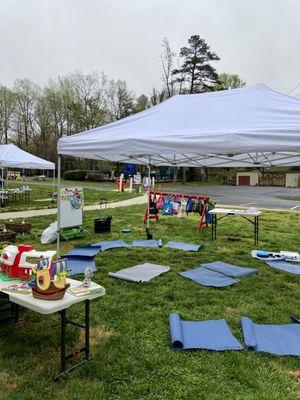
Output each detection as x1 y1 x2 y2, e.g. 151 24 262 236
0 206 300 399
1 181 140 213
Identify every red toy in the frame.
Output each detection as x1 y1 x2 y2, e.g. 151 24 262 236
0 245 56 281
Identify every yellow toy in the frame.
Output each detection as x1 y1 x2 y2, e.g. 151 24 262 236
32 258 69 300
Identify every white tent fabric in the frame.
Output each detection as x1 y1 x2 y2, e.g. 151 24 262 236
0 144 55 170
58 84 300 167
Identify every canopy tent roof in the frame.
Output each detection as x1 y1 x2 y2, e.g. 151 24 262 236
0 144 55 170
58 84 300 167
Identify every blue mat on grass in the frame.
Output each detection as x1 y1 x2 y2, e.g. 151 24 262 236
265 260 300 275
202 261 257 278
179 267 239 288
165 241 203 252
241 317 300 356
169 313 242 351
63 255 96 276
131 240 162 248
90 239 130 251
65 246 101 257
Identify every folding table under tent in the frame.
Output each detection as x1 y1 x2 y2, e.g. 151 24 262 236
57 84 300 253
0 144 55 203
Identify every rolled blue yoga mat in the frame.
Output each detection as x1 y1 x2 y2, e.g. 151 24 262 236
256 251 270 258
169 313 243 351
241 317 300 356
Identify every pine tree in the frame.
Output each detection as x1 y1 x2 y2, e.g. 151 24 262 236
172 35 220 94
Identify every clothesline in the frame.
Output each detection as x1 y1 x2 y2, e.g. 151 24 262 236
149 190 209 203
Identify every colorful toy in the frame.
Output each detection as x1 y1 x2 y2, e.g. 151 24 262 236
0 244 56 281
32 258 69 300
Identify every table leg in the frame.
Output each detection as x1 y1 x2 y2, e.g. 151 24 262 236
53 301 93 381
0 297 19 326
14 304 19 323
60 309 67 373
85 300 90 360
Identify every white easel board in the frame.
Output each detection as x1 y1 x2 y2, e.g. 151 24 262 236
59 187 84 229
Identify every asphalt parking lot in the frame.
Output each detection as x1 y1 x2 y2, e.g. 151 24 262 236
25 180 300 211
162 185 300 211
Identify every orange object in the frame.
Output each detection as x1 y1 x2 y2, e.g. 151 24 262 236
116 178 126 191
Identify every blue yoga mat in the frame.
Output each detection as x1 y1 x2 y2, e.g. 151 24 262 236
179 267 239 288
169 313 242 351
63 256 96 276
90 239 130 251
202 261 257 278
265 260 300 275
241 317 300 356
65 246 101 257
164 241 203 252
131 240 162 248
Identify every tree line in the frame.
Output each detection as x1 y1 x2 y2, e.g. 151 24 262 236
0 35 245 170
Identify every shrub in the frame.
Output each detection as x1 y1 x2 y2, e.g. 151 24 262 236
85 172 108 182
62 170 86 181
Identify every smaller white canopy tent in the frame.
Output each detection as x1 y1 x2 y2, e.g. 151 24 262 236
0 144 55 200
0 144 55 170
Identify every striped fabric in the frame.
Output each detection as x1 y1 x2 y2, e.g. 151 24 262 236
52 259 68 277
36 258 50 270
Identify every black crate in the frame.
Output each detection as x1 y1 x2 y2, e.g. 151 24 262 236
94 216 112 233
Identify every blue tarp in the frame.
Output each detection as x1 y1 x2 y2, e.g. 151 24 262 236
63 255 96 276
169 313 243 351
265 260 300 275
202 261 257 278
179 267 239 287
164 241 203 252
131 240 162 248
241 317 300 356
65 246 101 257
90 239 130 251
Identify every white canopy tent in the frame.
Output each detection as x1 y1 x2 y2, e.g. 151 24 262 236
0 144 55 200
58 84 300 168
57 84 300 253
0 144 55 170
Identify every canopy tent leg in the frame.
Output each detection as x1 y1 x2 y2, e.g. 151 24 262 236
52 170 55 204
57 156 61 258
1 167 4 204
146 161 151 230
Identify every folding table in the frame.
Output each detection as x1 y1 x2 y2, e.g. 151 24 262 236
209 208 261 245
0 279 105 380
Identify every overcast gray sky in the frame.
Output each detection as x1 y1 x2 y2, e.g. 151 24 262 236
1 0 300 96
